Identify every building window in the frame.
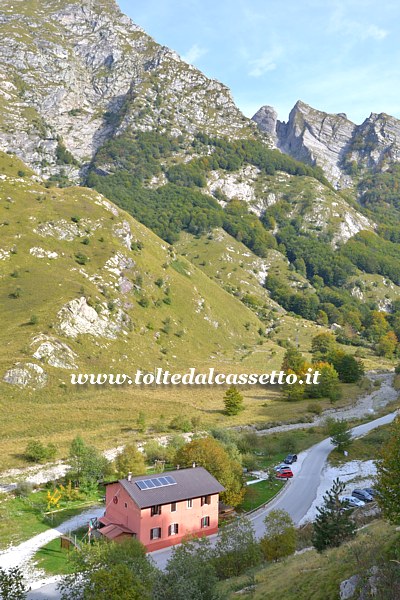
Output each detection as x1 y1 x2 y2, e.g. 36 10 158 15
171 502 177 512
151 505 161 516
150 527 161 540
187 499 193 509
168 523 179 536
201 516 210 528
124 502 128 508
201 495 211 506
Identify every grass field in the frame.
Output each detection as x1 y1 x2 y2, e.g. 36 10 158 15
33 526 87 576
239 479 285 512
0 378 371 472
0 489 102 550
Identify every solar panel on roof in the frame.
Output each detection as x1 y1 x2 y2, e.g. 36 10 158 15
165 476 177 485
135 475 178 490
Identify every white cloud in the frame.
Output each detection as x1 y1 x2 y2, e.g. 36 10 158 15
248 46 283 78
329 5 388 41
181 43 208 65
364 25 388 41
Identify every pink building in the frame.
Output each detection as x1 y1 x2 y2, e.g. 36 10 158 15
99 466 225 551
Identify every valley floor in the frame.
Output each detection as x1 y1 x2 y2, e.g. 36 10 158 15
0 401 397 597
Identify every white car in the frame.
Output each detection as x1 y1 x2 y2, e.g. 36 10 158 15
340 495 365 508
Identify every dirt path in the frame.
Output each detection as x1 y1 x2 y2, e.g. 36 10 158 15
0 433 194 494
0 506 104 583
0 373 396 493
254 372 397 435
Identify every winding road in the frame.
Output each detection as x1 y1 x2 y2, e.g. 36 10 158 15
22 407 398 598
0 371 395 598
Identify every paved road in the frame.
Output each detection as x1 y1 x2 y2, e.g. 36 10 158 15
25 408 398 598
137 409 399 571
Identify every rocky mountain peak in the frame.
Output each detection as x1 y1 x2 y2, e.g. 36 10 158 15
0 0 256 180
253 99 400 188
252 105 278 139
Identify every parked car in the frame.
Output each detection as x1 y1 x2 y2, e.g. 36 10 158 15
352 489 374 503
340 495 365 508
363 487 378 498
274 465 293 479
284 454 298 464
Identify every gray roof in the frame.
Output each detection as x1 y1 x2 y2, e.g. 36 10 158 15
116 467 225 509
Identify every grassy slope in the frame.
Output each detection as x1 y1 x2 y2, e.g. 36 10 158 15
0 152 284 467
175 229 389 370
219 520 398 600
328 423 392 466
0 153 391 470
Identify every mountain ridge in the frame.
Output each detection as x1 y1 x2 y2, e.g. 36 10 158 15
252 100 400 188
0 0 260 180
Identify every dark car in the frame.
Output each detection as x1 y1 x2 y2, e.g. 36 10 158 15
363 487 379 498
352 489 374 502
284 454 298 465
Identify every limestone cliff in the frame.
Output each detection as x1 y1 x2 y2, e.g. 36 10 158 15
253 101 400 188
0 0 257 179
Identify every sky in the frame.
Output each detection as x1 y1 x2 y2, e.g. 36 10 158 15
118 0 400 125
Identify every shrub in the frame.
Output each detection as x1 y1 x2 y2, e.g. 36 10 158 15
75 252 88 265
25 440 57 463
138 297 150 308
14 481 34 498
307 402 323 415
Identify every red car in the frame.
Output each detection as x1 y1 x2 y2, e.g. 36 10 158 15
274 465 293 479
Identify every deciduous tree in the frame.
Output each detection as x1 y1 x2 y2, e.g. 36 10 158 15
115 444 146 479
260 509 297 561
58 538 156 600
0 567 26 600
376 416 400 524
175 437 245 506
153 537 217 600
213 517 261 579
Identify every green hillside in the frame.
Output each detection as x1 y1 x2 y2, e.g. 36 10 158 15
219 520 398 600
0 151 291 468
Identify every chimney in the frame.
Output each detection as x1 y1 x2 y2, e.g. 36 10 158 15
192 462 196 468
127 472 132 482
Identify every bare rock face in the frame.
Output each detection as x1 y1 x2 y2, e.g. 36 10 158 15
0 0 256 179
252 106 278 141
345 112 400 172
31 335 78 369
57 296 127 339
278 101 356 188
253 100 400 188
3 362 47 389
340 575 360 599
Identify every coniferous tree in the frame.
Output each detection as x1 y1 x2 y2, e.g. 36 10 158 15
312 478 356 551
223 386 244 416
325 418 353 452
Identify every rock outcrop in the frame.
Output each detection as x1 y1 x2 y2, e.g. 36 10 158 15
3 362 47 389
253 100 400 188
0 0 257 179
